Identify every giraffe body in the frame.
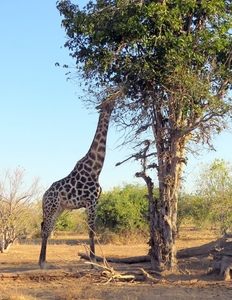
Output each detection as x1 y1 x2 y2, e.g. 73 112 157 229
39 101 114 268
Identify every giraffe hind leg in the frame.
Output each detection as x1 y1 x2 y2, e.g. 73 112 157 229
39 227 48 269
39 221 47 268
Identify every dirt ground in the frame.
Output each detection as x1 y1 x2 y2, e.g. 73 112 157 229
0 227 231 300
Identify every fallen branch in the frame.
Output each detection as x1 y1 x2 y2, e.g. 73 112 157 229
78 252 150 264
84 261 160 283
176 235 229 259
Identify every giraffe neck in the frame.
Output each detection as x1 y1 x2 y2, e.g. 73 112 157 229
77 108 113 177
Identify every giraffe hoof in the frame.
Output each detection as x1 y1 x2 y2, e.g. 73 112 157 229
39 261 47 269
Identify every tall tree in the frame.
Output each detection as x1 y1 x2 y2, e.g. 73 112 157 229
57 0 232 271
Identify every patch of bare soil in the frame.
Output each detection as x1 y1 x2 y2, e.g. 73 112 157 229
0 227 231 300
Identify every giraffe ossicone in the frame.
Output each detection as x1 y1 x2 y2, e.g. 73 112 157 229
39 99 115 268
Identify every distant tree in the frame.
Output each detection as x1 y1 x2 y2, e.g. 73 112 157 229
0 168 41 252
194 159 232 232
177 191 193 230
57 0 232 271
178 191 211 229
55 210 88 233
177 159 232 232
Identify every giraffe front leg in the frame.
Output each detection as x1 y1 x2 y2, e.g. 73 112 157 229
89 227 96 263
86 202 97 264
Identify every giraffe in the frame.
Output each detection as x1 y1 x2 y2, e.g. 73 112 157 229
39 98 115 268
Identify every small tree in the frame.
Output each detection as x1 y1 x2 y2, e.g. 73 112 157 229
0 167 41 252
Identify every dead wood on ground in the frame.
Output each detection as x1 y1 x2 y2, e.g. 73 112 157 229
79 233 232 281
78 235 229 263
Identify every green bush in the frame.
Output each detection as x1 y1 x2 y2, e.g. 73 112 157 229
96 184 149 235
178 193 212 229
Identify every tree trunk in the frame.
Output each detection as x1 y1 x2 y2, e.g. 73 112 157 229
148 127 188 271
148 190 178 271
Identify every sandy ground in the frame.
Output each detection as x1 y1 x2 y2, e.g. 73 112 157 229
0 227 231 300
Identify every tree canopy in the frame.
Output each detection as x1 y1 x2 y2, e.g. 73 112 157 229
57 0 232 145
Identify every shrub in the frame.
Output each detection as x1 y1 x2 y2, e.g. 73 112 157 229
96 184 149 236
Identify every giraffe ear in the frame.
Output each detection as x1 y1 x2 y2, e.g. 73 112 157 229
95 99 108 110
95 103 103 110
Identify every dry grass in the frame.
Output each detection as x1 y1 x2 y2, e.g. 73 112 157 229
0 226 231 300
98 229 149 245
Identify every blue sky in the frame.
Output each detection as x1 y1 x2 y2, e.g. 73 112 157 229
1 1 232 194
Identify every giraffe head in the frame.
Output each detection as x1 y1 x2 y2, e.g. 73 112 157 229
96 90 121 112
